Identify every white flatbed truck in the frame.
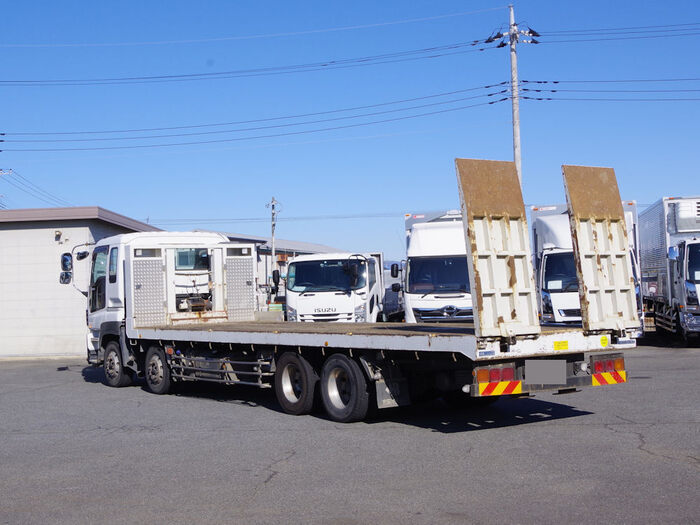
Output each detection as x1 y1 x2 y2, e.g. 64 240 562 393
67 160 638 422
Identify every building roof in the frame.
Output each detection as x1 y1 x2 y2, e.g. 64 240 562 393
0 206 160 232
215 231 341 254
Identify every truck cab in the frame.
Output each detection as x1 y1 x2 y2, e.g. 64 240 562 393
401 211 472 323
532 211 581 323
532 202 642 329
669 239 700 329
77 231 256 364
285 253 394 322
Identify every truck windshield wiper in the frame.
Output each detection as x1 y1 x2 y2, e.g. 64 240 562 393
420 288 467 298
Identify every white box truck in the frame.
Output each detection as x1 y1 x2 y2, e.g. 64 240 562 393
61 160 637 423
640 196 700 341
532 202 641 332
284 252 402 323
397 210 473 323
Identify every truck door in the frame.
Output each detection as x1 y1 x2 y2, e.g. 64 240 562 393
87 245 110 332
367 257 379 321
106 246 122 309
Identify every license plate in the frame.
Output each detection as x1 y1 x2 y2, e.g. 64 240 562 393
525 359 566 385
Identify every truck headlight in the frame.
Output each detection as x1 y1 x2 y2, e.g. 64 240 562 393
354 304 367 322
286 306 297 322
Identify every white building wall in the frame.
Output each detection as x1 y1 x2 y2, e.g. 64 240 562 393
0 220 131 357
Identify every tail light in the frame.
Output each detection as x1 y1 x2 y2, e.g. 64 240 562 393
476 366 516 383
591 353 625 374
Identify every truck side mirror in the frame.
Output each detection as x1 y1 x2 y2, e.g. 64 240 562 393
390 263 399 278
61 253 73 272
59 272 72 284
668 246 679 261
76 251 90 261
391 283 401 293
271 269 280 295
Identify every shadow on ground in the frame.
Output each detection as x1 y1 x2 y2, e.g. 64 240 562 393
78 366 592 432
366 396 593 433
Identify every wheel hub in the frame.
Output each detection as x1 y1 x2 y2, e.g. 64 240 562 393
281 363 303 403
327 368 352 409
105 350 119 380
147 356 163 386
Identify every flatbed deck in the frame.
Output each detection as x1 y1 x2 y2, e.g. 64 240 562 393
129 321 589 361
148 321 580 337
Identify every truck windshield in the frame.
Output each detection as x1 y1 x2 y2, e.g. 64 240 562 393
175 248 210 271
406 256 470 294
688 243 700 284
543 252 578 292
287 259 367 292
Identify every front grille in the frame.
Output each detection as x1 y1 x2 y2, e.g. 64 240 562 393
299 312 353 322
413 307 473 322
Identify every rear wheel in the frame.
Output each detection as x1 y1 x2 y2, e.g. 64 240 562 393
144 346 171 395
320 354 370 423
274 352 318 415
103 341 132 388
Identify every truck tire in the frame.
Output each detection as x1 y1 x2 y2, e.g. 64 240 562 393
274 352 318 415
144 346 172 395
320 354 370 423
103 341 132 388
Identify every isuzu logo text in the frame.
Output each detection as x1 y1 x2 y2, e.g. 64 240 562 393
314 307 337 313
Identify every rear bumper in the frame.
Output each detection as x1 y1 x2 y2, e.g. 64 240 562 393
472 353 627 397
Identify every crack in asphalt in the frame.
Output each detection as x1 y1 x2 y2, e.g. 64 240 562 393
605 417 700 470
262 449 297 485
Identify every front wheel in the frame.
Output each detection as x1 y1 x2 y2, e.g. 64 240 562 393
320 354 370 423
144 346 172 395
103 341 132 388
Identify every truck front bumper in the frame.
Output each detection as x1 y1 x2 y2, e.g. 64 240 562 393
681 311 700 333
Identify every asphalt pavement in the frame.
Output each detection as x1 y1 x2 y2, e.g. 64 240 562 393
1 341 698 524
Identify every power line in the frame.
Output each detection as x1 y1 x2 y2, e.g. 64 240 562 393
0 7 508 48
3 90 509 143
523 96 700 102
539 22 700 35
0 169 73 207
3 82 507 136
523 78 700 84
152 212 402 225
537 31 700 44
522 87 700 93
0 98 509 152
0 40 499 86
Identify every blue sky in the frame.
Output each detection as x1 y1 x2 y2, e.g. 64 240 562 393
1 1 698 259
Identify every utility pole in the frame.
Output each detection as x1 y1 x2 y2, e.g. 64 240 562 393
266 197 279 280
508 4 522 185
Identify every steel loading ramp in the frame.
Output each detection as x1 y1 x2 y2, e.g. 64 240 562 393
455 159 540 339
562 165 640 334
